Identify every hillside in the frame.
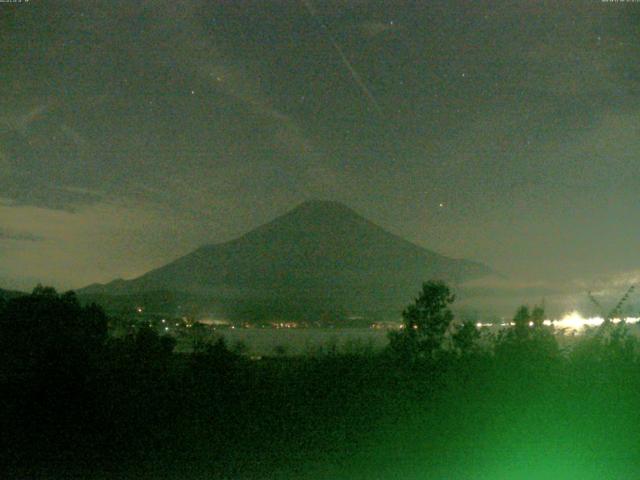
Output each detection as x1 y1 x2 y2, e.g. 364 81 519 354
80 201 491 320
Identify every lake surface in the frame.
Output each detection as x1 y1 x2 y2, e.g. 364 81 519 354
209 328 390 356
177 319 640 356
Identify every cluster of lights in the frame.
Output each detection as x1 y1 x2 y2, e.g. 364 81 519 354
550 311 640 332
474 312 640 333
271 322 298 329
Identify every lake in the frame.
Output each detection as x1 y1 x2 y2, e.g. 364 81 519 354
185 327 391 356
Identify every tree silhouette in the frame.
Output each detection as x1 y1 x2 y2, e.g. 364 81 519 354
0 285 110 460
389 281 456 362
495 305 558 364
452 320 481 356
0 285 108 382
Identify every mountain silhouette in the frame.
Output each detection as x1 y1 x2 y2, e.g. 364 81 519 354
81 201 491 320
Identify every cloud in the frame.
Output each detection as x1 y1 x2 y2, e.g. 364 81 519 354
0 98 104 211
59 124 89 148
0 200 209 290
358 21 397 38
0 176 103 212
3 1 328 223
134 1 322 165
455 272 639 319
0 228 42 242
0 103 53 136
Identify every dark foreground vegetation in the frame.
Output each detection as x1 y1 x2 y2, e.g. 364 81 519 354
2 284 640 479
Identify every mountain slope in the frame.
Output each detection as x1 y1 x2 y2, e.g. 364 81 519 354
81 201 491 319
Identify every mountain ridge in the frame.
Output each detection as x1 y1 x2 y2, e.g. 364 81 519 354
80 201 491 320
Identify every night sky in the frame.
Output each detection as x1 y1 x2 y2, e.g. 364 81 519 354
1 0 639 299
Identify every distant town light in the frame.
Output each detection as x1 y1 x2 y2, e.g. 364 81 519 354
552 311 640 332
